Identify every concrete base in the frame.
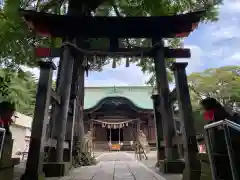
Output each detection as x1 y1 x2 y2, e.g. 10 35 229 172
43 162 71 177
0 165 14 180
0 137 20 180
159 159 185 174
182 167 201 180
20 172 45 180
199 161 212 180
182 159 201 180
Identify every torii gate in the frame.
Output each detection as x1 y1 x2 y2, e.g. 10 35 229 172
20 3 204 180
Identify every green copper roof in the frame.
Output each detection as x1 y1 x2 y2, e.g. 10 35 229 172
84 86 154 110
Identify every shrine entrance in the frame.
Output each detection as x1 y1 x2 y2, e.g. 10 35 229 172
107 128 123 142
20 5 205 180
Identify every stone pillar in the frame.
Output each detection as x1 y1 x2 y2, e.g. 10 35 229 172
21 61 56 180
152 39 177 159
151 94 164 161
171 62 201 180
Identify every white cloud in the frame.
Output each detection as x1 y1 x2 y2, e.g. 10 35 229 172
85 79 128 87
211 26 239 39
226 52 240 64
86 62 150 86
222 1 240 13
176 45 203 74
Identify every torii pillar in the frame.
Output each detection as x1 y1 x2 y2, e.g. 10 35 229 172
151 94 165 164
152 38 183 173
21 61 56 180
171 62 201 180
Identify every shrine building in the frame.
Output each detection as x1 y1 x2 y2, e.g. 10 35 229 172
83 86 180 150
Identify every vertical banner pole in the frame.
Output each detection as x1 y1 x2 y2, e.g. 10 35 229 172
110 126 112 143
119 125 120 144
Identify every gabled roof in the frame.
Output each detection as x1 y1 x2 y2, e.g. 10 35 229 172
84 86 154 110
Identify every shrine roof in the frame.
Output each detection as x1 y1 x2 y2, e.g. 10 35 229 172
84 86 154 110
20 9 205 38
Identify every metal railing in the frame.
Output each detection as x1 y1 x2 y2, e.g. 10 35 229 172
204 119 240 180
0 127 6 160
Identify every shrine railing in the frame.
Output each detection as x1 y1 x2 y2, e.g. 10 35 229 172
0 128 6 160
204 119 240 180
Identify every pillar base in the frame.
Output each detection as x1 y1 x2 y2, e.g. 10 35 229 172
159 159 185 174
182 159 201 180
20 172 45 180
43 162 71 177
0 158 20 180
155 148 164 168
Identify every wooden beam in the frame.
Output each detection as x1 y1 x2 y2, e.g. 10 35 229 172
35 47 191 58
21 9 204 38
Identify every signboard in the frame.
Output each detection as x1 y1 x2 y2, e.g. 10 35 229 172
111 144 121 151
0 127 6 160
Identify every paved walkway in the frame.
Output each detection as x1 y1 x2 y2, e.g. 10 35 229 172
56 152 166 180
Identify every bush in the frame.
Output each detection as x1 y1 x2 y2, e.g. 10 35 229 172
73 151 97 167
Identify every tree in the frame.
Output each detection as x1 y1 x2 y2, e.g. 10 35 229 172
0 68 37 116
0 0 222 82
188 66 240 133
188 66 240 111
94 0 222 85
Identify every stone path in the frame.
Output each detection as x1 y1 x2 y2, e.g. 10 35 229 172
15 152 181 180
55 152 166 180
133 151 182 180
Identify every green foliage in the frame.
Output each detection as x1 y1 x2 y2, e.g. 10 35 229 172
92 0 223 85
188 66 240 108
188 66 240 132
0 0 222 81
0 68 37 116
73 150 96 167
0 0 37 70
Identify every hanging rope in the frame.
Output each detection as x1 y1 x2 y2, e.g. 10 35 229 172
92 119 134 129
61 40 164 57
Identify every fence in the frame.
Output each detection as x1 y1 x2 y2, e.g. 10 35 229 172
204 119 240 180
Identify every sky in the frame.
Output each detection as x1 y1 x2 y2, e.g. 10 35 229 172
29 0 240 87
